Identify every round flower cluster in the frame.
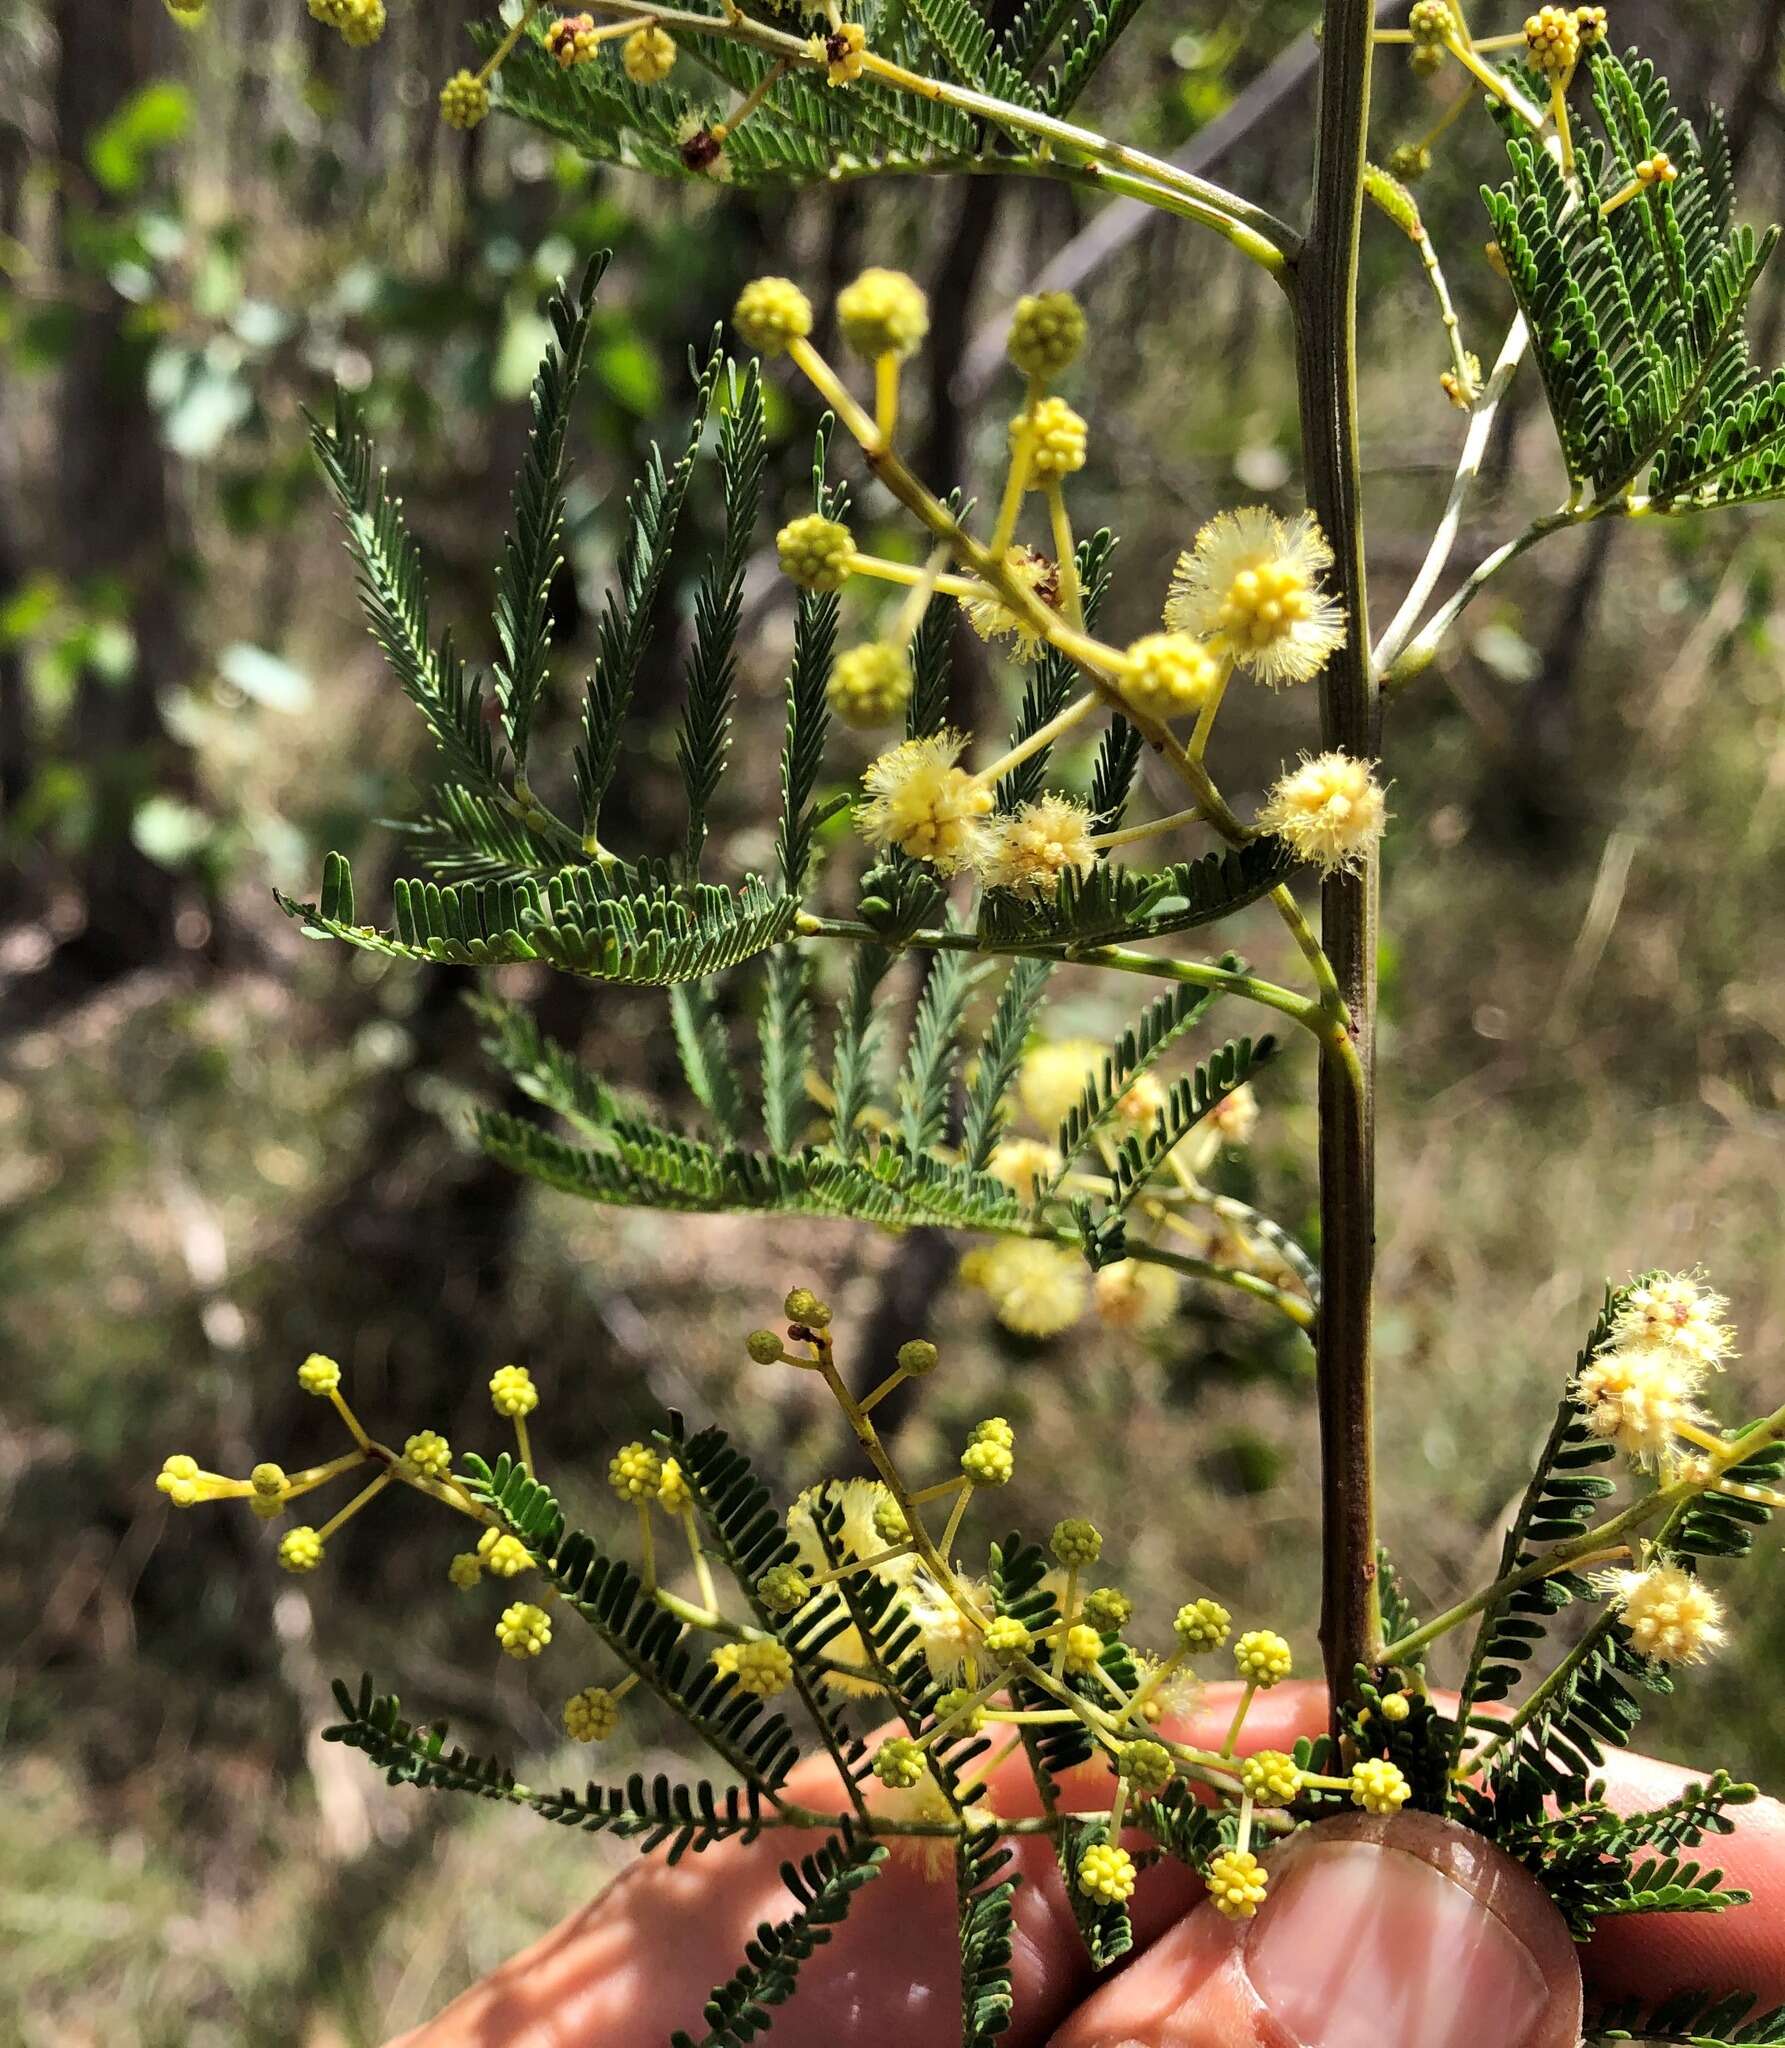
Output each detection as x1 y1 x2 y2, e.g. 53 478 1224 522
757 1563 811 1614
1077 1842 1137 1904
1051 1518 1104 1567
1524 5 1580 75
1117 1739 1175 1792
403 1429 453 1482
1174 1597 1232 1653
960 1239 1088 1336
608 1441 663 1501
1017 397 1088 484
1206 1847 1269 1918
622 24 677 83
1234 1629 1293 1686
828 642 911 728
1602 1561 1726 1665
564 1685 621 1742
1166 508 1346 688
1061 1623 1105 1675
544 13 600 65
1092 1260 1180 1333
1122 631 1221 720
1083 1587 1134 1631
1349 1757 1412 1814
279 1526 325 1573
777 513 855 592
479 1528 532 1578
963 547 1058 661
872 1735 927 1788
717 1639 795 1696
981 795 1095 899
299 1353 342 1396
837 268 929 360
856 732 994 875
1007 291 1087 379
982 1615 1033 1658
1408 0 1457 47
1241 1749 1302 1806
734 277 814 356
308 0 385 45
439 70 491 130
497 1602 553 1658
489 1363 539 1417
1257 751 1388 875
961 1433 1015 1486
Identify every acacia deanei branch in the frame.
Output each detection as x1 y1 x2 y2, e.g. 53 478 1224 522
163 0 1785 2037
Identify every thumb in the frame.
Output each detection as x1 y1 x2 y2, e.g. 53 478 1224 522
1048 1808 1583 2048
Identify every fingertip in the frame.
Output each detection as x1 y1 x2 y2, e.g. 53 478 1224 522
1050 1811 1582 2048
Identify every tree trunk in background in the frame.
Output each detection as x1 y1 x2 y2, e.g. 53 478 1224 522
40 0 198 997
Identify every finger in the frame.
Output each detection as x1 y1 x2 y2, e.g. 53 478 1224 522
1047 1808 1583 2048
387 1683 1328 2048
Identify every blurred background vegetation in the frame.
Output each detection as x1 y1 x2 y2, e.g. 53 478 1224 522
4 0 1785 2038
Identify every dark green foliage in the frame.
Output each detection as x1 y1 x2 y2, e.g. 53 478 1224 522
669 1832 887 2048
776 434 844 893
1092 1037 1276 1216
1132 1780 1226 1868
324 1678 774 1858
1440 1293 1621 1772
279 854 801 985
1055 1820 1134 1969
458 1452 805 1793
1043 0 1147 116
1589 1990 1785 2043
957 1830 1019 2044
976 837 1298 949
1484 52 1784 503
828 943 896 1160
1508 1770 1757 1936
673 981 750 1146
1048 978 1235 1178
489 0 1153 190
680 364 766 872
898 946 982 1155
1675 1425 1785 1559
579 337 725 835
665 1417 871 1800
960 959 1053 1172
496 258 606 765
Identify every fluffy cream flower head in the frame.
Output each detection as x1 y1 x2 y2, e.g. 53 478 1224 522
1575 1344 1707 1468
1613 1272 1735 1373
964 548 1058 663
1093 1259 1180 1332
1208 1079 1260 1144
987 1137 1061 1197
1258 752 1387 874
981 795 1096 900
1017 1038 1103 1132
1601 1561 1726 1665
972 1238 1087 1337
1166 507 1346 687
855 731 994 873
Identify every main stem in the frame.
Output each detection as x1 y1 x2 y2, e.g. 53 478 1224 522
1297 0 1381 1730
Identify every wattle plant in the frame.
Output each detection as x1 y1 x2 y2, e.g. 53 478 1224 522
157 3 1785 2041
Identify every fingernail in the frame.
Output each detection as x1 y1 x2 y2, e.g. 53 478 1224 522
1249 1841 1548 2048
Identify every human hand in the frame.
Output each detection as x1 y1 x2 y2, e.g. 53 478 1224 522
389 1681 1785 2047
